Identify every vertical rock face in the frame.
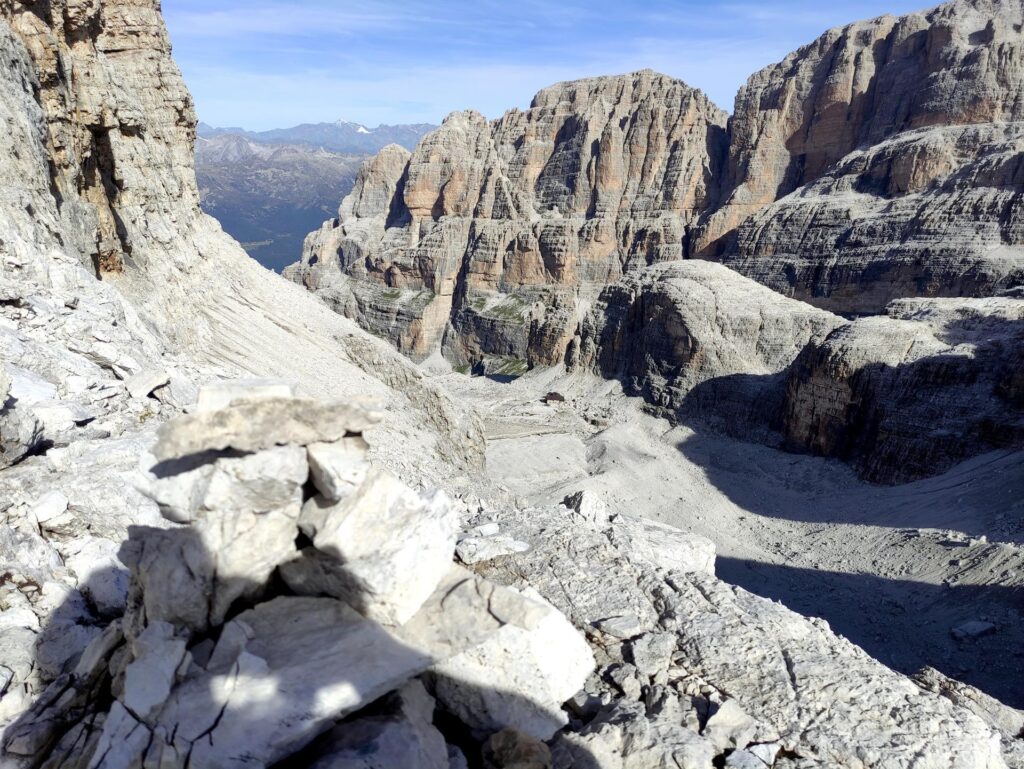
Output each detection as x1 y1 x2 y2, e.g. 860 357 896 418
3 0 200 280
0 0 488 476
290 71 729 368
783 295 1024 483
700 0 1024 309
572 261 843 439
293 0 1023 361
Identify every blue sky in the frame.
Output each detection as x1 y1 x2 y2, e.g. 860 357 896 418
163 0 932 131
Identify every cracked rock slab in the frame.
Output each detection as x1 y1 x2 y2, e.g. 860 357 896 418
151 398 383 461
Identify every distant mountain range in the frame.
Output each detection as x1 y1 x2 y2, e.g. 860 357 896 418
197 120 435 155
194 121 436 271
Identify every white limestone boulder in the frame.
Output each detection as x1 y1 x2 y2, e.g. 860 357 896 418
307 437 370 502
283 467 457 625
125 369 170 400
151 397 382 461
132 445 308 631
194 379 297 413
608 515 715 575
431 587 595 740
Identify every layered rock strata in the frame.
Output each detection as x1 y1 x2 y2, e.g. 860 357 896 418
289 71 729 368
783 295 1024 483
292 0 1023 356
702 0 1024 308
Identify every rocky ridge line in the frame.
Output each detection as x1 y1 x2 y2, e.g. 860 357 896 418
288 70 729 370
284 0 1024 481
703 0 1024 309
290 0 1023 359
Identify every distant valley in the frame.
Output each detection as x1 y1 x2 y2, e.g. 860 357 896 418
194 121 435 272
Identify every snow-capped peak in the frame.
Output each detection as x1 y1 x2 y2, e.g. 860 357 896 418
335 119 373 134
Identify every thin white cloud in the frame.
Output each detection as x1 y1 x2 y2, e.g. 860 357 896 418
164 0 460 38
166 0 934 129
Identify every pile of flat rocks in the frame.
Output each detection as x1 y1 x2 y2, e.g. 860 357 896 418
1 384 594 768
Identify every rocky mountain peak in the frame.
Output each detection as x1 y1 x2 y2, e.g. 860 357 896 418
697 0 1024 258
290 0 1022 375
529 69 723 114
291 69 729 366
2 1 1024 767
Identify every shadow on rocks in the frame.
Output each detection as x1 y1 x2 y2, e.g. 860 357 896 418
1 487 602 769
716 556 1024 709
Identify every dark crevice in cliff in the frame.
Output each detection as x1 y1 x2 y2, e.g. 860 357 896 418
80 126 131 278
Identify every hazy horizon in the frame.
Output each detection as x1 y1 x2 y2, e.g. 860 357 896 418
165 0 933 131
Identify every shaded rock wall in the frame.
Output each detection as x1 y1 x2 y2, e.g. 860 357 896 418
572 260 843 442
783 295 1024 483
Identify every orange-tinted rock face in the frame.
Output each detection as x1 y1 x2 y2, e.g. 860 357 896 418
4 0 201 280
290 71 729 368
694 0 1024 309
293 0 1024 368
698 0 1024 257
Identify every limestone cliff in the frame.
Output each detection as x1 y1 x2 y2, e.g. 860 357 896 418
783 295 1024 483
703 0 1024 310
289 71 729 369
0 0 485 475
294 0 1023 351
286 0 1024 482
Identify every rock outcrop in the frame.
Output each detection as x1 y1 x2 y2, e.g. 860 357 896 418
703 0 1024 310
292 0 1024 361
571 260 843 440
6 389 1018 768
463 502 1014 768
782 295 1024 483
0 0 486 481
570 263 1024 481
2 390 595 768
289 71 729 369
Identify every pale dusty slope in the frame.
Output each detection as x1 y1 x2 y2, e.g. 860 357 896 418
440 365 1024 710
0 0 483 481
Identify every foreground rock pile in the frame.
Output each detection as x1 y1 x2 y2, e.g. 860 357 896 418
1 387 595 768
467 497 1020 768
5 389 1018 768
